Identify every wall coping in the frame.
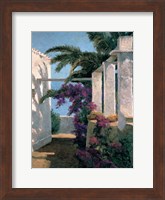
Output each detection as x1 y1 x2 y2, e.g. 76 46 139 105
32 48 51 60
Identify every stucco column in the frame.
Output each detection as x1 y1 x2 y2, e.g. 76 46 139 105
103 61 116 116
110 36 133 130
92 71 102 112
117 52 133 130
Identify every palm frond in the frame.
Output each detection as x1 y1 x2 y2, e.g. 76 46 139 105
70 52 98 72
43 32 132 84
87 32 113 54
51 51 83 72
51 54 71 64
55 60 70 72
45 45 81 54
87 32 132 54
39 89 58 103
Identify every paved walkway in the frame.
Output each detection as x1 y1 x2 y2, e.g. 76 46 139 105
32 133 79 168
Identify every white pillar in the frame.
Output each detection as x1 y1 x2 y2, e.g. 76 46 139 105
110 36 133 130
103 61 116 116
118 37 133 130
92 71 102 112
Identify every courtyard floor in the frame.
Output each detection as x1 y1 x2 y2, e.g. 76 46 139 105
32 134 80 168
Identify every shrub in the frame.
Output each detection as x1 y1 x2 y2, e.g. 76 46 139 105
76 148 116 168
51 110 61 134
76 121 133 168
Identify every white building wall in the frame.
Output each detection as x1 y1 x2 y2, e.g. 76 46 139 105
57 116 75 134
32 49 52 151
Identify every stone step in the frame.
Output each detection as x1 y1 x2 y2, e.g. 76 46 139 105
52 133 76 139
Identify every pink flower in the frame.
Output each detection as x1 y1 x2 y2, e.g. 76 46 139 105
96 115 109 128
89 137 99 145
87 102 97 111
110 142 122 148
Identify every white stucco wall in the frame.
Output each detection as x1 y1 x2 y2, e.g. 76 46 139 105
32 49 52 151
57 116 75 134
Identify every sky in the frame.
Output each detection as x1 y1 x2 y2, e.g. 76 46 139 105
32 32 95 115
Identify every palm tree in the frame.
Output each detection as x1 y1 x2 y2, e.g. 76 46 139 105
87 32 132 55
45 45 108 83
45 32 132 82
41 32 132 102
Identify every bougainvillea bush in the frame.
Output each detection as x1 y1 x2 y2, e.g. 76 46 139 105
76 114 133 168
41 82 133 168
41 83 96 148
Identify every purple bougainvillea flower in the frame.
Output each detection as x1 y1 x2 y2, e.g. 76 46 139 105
96 115 109 128
101 160 117 168
56 98 65 107
76 149 92 160
87 102 97 111
50 83 97 149
82 89 88 97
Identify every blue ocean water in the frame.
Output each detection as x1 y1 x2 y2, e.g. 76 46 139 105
51 81 72 116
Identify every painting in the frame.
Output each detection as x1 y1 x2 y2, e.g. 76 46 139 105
32 32 133 168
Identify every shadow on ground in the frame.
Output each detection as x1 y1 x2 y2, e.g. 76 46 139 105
32 134 80 168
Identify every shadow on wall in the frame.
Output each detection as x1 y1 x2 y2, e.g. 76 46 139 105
32 50 52 151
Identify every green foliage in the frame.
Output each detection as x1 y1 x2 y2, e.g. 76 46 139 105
87 32 133 54
92 126 133 168
45 45 81 54
45 32 133 83
76 106 90 125
109 138 133 168
51 110 61 134
87 32 115 54
118 131 133 165
45 44 108 82
39 89 59 103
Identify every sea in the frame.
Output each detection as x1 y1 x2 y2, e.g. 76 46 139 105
51 81 71 116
